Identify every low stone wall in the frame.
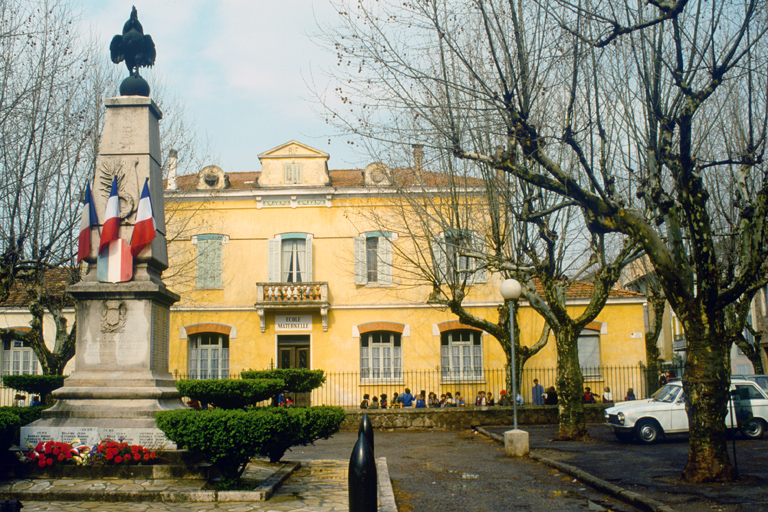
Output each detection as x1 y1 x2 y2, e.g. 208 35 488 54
341 405 610 431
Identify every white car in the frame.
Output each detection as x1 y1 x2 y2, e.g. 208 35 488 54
604 380 768 443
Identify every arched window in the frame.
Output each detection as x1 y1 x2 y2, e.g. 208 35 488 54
188 333 229 379
578 328 601 378
441 330 483 381
360 331 402 380
2 338 40 376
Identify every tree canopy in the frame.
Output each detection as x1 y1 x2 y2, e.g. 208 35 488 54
321 0 768 482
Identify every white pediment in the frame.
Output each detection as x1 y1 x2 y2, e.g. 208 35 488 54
258 141 329 160
256 141 331 187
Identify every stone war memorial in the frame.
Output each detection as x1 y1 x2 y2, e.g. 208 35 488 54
21 6 185 449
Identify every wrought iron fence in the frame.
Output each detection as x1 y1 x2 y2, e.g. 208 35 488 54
0 385 32 407
311 365 654 408
0 363 683 409
173 365 655 408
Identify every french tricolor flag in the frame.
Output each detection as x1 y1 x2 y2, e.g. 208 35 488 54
99 177 121 255
77 182 98 263
97 176 132 283
130 178 156 257
97 239 133 283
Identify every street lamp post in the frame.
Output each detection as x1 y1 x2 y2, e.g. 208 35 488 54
500 278 522 430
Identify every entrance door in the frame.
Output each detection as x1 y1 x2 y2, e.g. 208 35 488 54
277 335 310 406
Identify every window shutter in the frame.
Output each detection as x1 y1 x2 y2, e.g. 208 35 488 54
433 233 447 284
305 234 313 281
471 232 486 284
284 163 302 184
197 235 223 288
354 236 367 285
210 238 222 287
267 237 281 282
196 238 210 288
578 331 601 376
379 236 393 285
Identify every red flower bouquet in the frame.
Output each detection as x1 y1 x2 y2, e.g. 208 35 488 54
94 440 157 465
26 440 87 467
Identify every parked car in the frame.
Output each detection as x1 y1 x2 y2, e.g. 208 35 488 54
604 380 768 443
731 374 768 392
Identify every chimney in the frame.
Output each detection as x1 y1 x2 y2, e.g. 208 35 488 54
167 149 178 190
412 144 423 171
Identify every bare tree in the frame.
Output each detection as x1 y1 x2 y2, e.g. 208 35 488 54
344 144 640 439
0 0 105 374
0 0 216 373
322 0 768 481
350 151 554 394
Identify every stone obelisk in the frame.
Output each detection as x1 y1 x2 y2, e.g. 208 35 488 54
21 8 185 449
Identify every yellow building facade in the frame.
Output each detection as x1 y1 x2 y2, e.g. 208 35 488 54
163 141 649 406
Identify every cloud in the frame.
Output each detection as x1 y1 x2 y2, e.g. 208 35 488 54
76 0 364 172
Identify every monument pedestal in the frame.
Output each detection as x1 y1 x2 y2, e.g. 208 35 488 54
21 279 184 449
20 93 186 449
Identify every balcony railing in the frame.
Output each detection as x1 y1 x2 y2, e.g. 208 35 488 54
254 282 329 332
673 337 687 351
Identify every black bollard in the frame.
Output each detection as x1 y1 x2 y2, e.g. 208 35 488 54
348 431 377 512
359 412 374 455
0 500 22 512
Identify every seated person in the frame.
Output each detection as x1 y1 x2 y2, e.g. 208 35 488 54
544 387 558 405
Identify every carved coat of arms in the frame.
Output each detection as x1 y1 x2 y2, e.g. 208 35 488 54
101 300 128 333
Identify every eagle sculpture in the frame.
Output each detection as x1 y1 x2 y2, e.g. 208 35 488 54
110 6 156 77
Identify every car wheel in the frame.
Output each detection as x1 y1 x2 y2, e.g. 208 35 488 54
635 419 662 444
742 418 765 440
614 430 634 443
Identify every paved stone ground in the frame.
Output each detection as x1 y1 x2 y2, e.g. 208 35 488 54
484 424 768 512
291 430 640 512
16 460 349 512
7 430 644 512
9 426 767 512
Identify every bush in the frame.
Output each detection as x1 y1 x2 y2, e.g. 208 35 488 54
175 379 284 409
2 375 66 402
0 405 48 427
240 369 325 393
0 405 48 457
0 411 22 454
156 406 345 480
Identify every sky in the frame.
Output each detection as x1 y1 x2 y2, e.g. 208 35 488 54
77 0 365 174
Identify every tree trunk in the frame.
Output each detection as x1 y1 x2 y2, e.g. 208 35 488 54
554 327 589 440
644 296 665 395
681 322 735 482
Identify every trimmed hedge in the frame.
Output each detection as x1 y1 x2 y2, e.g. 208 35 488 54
240 369 325 393
0 405 48 428
0 411 22 454
0 405 49 456
2 375 66 402
156 406 345 480
175 379 284 409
